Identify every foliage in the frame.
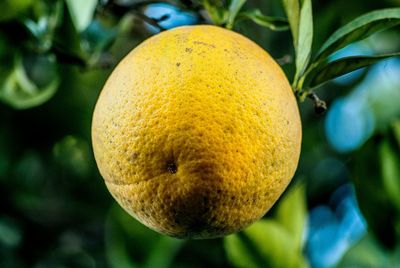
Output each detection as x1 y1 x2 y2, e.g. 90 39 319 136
0 0 399 267
225 185 308 268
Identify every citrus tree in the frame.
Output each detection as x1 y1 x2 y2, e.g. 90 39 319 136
0 0 399 267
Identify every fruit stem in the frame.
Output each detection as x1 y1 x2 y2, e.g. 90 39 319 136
308 91 327 114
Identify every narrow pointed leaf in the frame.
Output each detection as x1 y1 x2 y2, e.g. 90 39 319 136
224 234 259 268
309 53 400 87
276 184 307 249
0 56 60 109
244 220 307 268
54 4 87 63
282 0 300 48
202 0 228 25
316 8 400 61
237 10 289 31
380 139 400 211
226 0 247 29
337 234 390 268
65 0 98 32
143 237 184 268
392 120 400 147
105 207 139 268
295 0 313 76
224 220 308 268
352 139 398 248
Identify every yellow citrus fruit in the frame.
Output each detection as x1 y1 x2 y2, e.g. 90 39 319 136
92 25 301 239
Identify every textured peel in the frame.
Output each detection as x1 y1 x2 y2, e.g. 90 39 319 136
92 25 302 239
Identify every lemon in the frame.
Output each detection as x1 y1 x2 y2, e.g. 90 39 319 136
92 25 302 239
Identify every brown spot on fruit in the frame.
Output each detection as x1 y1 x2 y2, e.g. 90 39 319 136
166 162 178 174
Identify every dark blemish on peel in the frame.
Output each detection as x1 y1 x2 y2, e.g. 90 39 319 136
185 48 193 53
193 41 216 48
166 162 178 174
176 62 181 67
130 152 139 162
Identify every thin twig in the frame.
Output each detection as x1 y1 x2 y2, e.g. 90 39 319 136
100 0 186 15
130 10 167 31
308 91 327 114
100 0 208 25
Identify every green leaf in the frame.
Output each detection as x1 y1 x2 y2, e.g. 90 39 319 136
237 9 289 31
352 138 398 249
23 1 63 52
226 0 247 29
379 138 400 211
245 220 308 268
105 207 139 268
282 0 313 80
105 205 184 268
295 0 313 77
224 220 308 268
393 120 400 147
309 53 400 87
276 184 307 249
0 0 34 22
0 55 60 109
65 0 98 32
282 0 300 48
202 0 228 26
225 234 259 268
316 8 400 61
53 2 87 65
143 237 185 268
337 234 391 268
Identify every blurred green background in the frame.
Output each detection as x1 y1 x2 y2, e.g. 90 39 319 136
0 0 399 267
